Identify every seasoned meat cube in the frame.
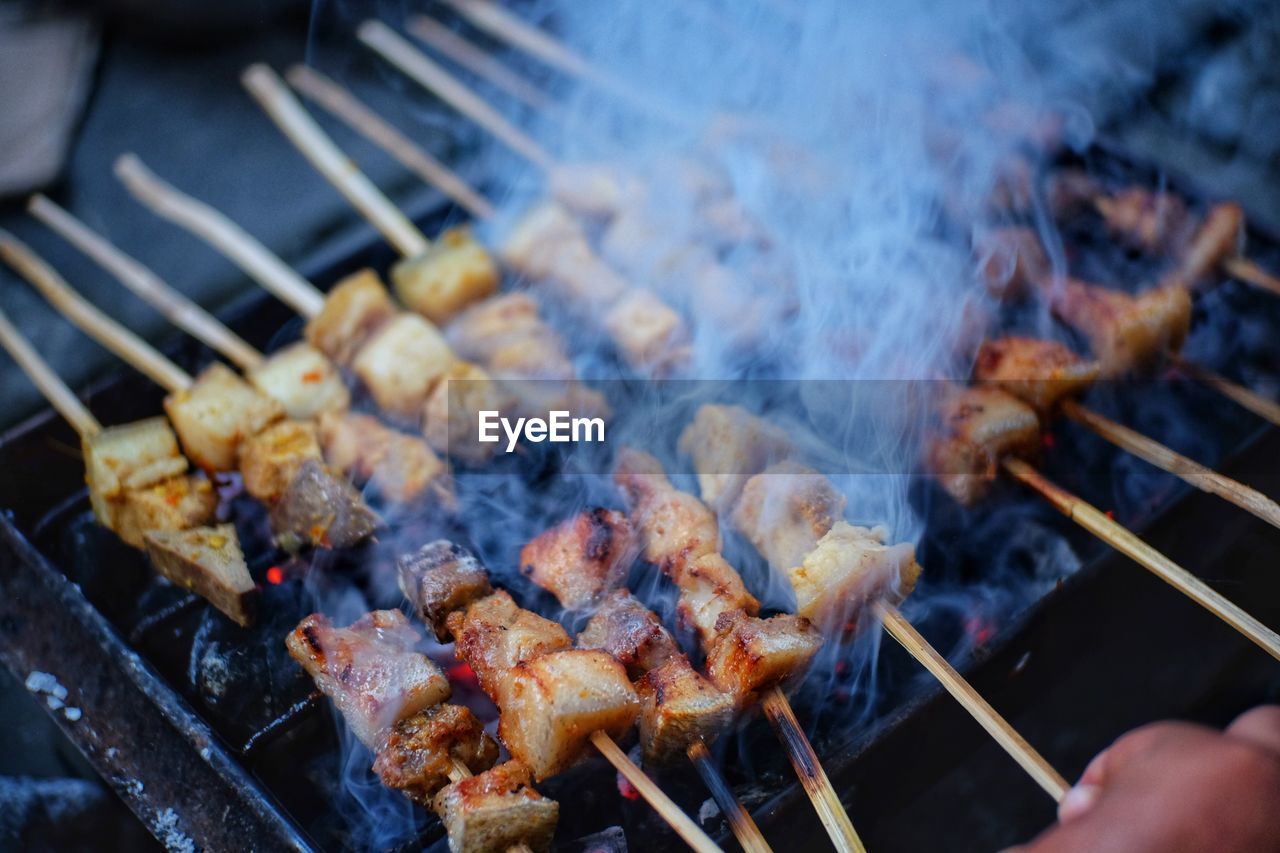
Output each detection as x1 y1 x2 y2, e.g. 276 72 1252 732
973 227 1050 300
447 591 572 701
496 649 640 780
316 411 451 505
704 612 822 706
788 522 921 631
500 203 629 309
238 419 323 504
577 589 682 678
164 362 285 472
677 403 792 513
546 162 647 220
421 360 512 463
924 385 1041 506
1096 188 1192 254
1049 278 1191 377
973 336 1100 413
352 314 456 419
398 541 494 642
285 610 450 749
246 342 350 420
519 509 636 610
392 228 499 325
1178 202 1244 286
269 459 379 550
635 656 733 765
83 417 188 530
731 461 846 573
143 524 255 627
446 293 575 381
602 289 691 376
373 703 498 805
305 269 397 366
433 760 558 853
114 474 218 549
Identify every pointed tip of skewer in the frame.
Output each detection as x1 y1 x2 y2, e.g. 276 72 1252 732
240 62 279 94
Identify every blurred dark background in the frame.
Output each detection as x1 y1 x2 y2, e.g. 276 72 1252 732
1 0 1279 848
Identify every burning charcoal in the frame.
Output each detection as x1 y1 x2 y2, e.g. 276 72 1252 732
373 703 499 806
432 760 559 853
397 541 493 641
143 524 256 627
269 460 379 551
518 509 636 610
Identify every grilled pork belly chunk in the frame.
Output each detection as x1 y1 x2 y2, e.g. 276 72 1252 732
143 524 255 627
83 416 189 532
164 363 285 472
677 403 792 513
285 610 450 749
500 202 629 309
973 336 1101 413
924 385 1042 506
447 590 572 702
316 411 451 505
269 459 378 550
546 161 647 220
391 227 499 325
1096 187 1193 254
238 419 323 504
373 703 498 806
1048 278 1191 377
704 611 821 706
114 474 218 549
789 522 921 630
304 269 397 366
432 760 558 853
973 226 1051 300
447 292 575 381
577 589 682 677
635 656 733 765
602 289 691 376
398 541 494 642
352 313 457 419
519 509 636 610
496 648 640 780
246 342 350 420
421 360 512 463
1177 202 1244 286
731 461 846 574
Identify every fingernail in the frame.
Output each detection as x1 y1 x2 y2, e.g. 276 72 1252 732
1057 783 1100 822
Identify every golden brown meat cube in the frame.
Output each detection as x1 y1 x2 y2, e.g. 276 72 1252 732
731 461 847 572
447 292 577 382
164 363 285 472
421 361 511 463
114 474 219 549
143 524 255 627
1049 278 1191 377
238 419 324 504
397 541 493 642
704 612 822 706
576 589 682 678
352 314 456 419
1096 188 1192 254
677 403 792 513
973 336 1101 413
246 342 350 420
973 227 1050 300
373 703 498 806
392 228 499 325
635 656 734 766
546 161 647 220
286 610 450 749
432 760 558 853
496 649 640 780
924 385 1042 506
448 591 572 702
83 417 188 530
787 522 922 631
304 269 397 366
602 289 691 376
1177 202 1244 286
316 411 451 505
519 509 636 610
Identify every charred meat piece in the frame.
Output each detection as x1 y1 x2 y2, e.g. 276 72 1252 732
576 589 683 678
973 336 1100 413
304 269 397 366
704 611 822 707
269 459 379 550
447 590 572 702
1048 278 1191 377
316 411 451 506
432 760 558 853
1095 187 1193 255
788 522 921 631
677 403 792 513
635 656 734 765
397 541 493 642
143 524 256 627
972 227 1051 301
373 703 499 806
924 385 1042 506
731 460 846 573
285 610 450 749
1177 202 1244 286
519 509 636 610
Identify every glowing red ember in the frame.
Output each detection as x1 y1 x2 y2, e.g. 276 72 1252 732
266 566 284 585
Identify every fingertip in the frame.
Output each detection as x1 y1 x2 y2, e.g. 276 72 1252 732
1057 783 1101 823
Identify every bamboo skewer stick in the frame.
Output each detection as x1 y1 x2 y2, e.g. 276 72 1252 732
1062 399 1280 530
588 730 723 853
27 195 264 372
0 230 192 395
0 306 101 438
760 688 866 853
687 739 772 853
876 604 1069 801
285 64 497 221
358 20 556 171
241 63 431 259
1222 255 1280 299
114 155 325 320
406 15 556 113
1171 357 1280 428
1002 457 1280 662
